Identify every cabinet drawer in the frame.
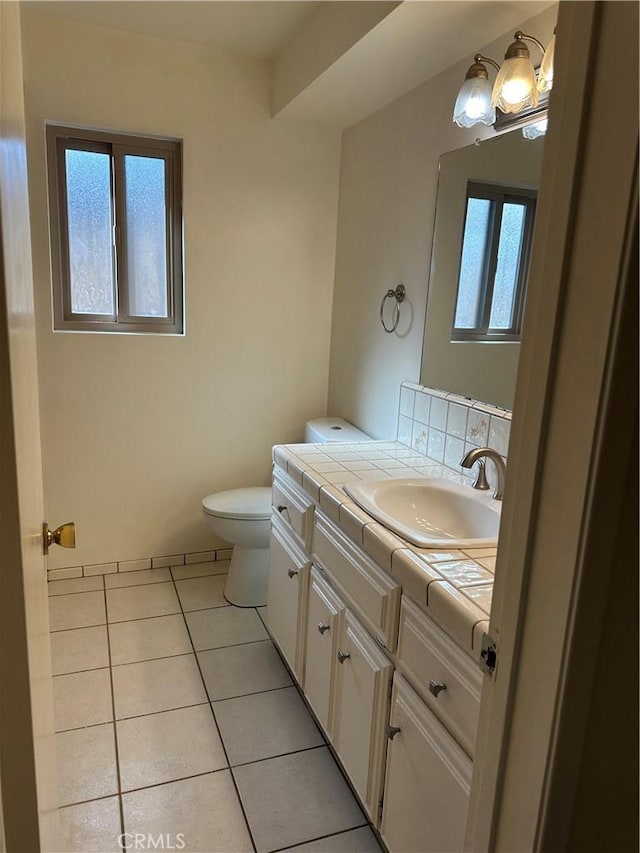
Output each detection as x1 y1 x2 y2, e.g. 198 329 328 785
304 567 345 735
312 513 401 652
267 516 310 682
381 674 472 853
272 470 314 552
397 596 482 757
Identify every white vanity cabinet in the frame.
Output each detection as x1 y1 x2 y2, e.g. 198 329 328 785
331 610 393 822
396 596 482 758
380 674 472 853
304 567 345 734
267 464 484 850
267 514 310 682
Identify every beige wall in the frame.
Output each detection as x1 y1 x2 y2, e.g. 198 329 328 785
22 12 341 569
327 5 557 439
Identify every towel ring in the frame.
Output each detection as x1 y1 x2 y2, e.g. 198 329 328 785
380 284 406 333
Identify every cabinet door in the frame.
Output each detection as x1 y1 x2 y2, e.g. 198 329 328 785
267 517 310 681
332 610 392 822
380 674 472 853
304 567 345 735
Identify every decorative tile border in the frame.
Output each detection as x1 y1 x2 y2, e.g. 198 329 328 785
397 381 511 480
47 547 233 582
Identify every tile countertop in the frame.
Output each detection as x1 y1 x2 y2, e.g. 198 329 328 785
272 440 495 664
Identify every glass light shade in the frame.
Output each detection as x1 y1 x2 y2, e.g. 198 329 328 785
537 34 555 93
453 76 495 127
491 57 539 113
522 117 548 139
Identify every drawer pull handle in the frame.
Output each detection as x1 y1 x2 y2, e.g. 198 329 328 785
428 680 447 698
337 650 351 664
317 623 330 635
287 568 299 579
387 724 402 741
277 505 288 513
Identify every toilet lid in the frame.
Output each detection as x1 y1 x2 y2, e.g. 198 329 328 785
202 487 272 520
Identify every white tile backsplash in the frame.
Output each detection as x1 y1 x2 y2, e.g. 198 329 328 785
396 381 512 477
413 391 430 425
426 428 445 462
429 396 448 431
489 415 511 456
444 435 465 471
399 386 416 417
397 415 413 446
446 403 468 439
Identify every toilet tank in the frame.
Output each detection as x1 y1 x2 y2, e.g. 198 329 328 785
304 417 370 443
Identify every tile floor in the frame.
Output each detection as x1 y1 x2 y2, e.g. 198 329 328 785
49 561 383 853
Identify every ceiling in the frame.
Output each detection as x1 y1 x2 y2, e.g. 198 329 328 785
25 1 323 59
24 0 557 128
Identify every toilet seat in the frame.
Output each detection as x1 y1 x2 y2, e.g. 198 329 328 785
202 487 271 520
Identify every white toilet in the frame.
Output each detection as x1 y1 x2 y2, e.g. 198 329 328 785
201 417 370 607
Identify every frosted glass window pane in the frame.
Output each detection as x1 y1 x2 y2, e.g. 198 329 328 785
124 155 168 318
65 150 114 314
489 203 526 329
454 198 491 329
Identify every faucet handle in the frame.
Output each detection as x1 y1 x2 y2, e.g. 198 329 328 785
470 459 491 491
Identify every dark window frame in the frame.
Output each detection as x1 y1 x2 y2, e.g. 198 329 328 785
452 180 537 343
46 125 183 334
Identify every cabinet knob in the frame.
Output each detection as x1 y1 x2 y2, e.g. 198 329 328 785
337 650 351 664
317 622 330 635
287 568 299 579
277 505 288 513
387 724 402 741
428 680 447 698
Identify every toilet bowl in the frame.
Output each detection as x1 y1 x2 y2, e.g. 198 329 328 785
201 487 271 607
202 418 370 607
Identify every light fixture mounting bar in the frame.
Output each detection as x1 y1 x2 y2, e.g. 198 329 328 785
514 31 546 54
475 53 501 73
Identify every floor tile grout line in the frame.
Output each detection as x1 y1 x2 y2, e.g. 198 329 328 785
54 671 304 732
58 791 120 811
266 823 371 853
55 701 213 734
53 663 111 678
209 682 296 705
169 572 259 853
118 768 227 800
60 769 224 810
228 742 325 771
51 598 232 633
51 621 108 633
103 586 126 842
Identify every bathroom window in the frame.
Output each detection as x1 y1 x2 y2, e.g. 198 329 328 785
46 125 183 334
452 181 536 342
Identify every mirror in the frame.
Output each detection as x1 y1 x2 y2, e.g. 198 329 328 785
420 131 545 409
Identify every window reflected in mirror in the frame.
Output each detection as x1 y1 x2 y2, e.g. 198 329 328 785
453 181 536 341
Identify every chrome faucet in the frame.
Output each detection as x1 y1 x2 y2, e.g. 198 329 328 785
460 447 507 501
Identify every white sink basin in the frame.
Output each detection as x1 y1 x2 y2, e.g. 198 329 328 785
344 477 500 549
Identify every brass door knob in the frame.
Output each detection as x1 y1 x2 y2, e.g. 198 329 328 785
42 521 76 555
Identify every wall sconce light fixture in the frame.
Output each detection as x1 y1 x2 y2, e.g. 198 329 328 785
453 27 556 135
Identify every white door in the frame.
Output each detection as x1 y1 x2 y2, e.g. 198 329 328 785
381 674 472 853
332 610 392 823
467 2 639 850
0 4 57 849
